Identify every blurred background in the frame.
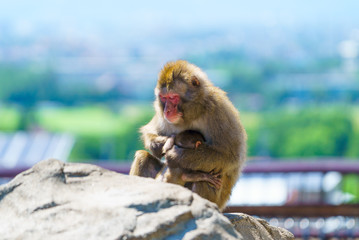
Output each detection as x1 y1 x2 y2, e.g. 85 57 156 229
1 0 359 237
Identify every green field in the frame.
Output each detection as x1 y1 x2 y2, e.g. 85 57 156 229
0 106 21 131
0 103 358 161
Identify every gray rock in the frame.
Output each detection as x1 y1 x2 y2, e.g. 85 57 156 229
226 213 295 240
0 159 294 240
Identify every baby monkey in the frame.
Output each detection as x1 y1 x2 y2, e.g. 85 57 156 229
156 130 222 189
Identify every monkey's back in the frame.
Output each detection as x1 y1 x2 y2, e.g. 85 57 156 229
204 87 247 209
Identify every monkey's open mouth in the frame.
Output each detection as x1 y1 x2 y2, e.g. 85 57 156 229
165 105 183 124
164 107 183 123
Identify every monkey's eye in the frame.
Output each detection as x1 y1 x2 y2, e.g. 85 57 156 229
159 95 166 103
191 76 200 87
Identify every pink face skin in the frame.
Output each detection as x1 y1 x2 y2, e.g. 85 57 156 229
159 92 183 123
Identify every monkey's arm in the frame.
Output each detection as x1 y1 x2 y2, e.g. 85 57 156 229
165 144 233 173
144 133 168 158
140 116 169 158
165 114 240 173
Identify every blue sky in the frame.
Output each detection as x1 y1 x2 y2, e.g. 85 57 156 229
1 0 358 32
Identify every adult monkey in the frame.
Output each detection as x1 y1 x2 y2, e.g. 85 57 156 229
130 60 247 211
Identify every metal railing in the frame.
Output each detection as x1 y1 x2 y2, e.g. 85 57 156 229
226 158 359 239
2 158 359 177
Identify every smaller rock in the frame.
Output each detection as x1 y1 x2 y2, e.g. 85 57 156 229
226 213 294 240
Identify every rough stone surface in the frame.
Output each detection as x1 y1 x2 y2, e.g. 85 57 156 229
0 159 294 240
226 213 294 240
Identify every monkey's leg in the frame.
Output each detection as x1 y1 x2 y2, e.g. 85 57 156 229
181 172 222 189
216 174 237 211
162 167 186 186
130 150 163 178
191 182 221 208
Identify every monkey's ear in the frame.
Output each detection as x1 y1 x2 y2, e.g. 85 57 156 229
191 76 200 87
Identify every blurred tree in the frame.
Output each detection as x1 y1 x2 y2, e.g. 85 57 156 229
342 174 359 203
260 107 353 158
0 64 58 130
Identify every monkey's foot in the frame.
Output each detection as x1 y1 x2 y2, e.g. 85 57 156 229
207 170 222 189
207 176 222 189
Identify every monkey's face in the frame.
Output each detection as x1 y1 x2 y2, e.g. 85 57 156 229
156 75 203 125
156 60 205 125
159 91 183 124
175 130 205 149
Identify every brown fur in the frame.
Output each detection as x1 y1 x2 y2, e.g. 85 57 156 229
129 60 247 211
172 130 204 149
156 130 222 190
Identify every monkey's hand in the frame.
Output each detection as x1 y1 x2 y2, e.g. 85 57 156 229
149 135 169 159
162 135 175 154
